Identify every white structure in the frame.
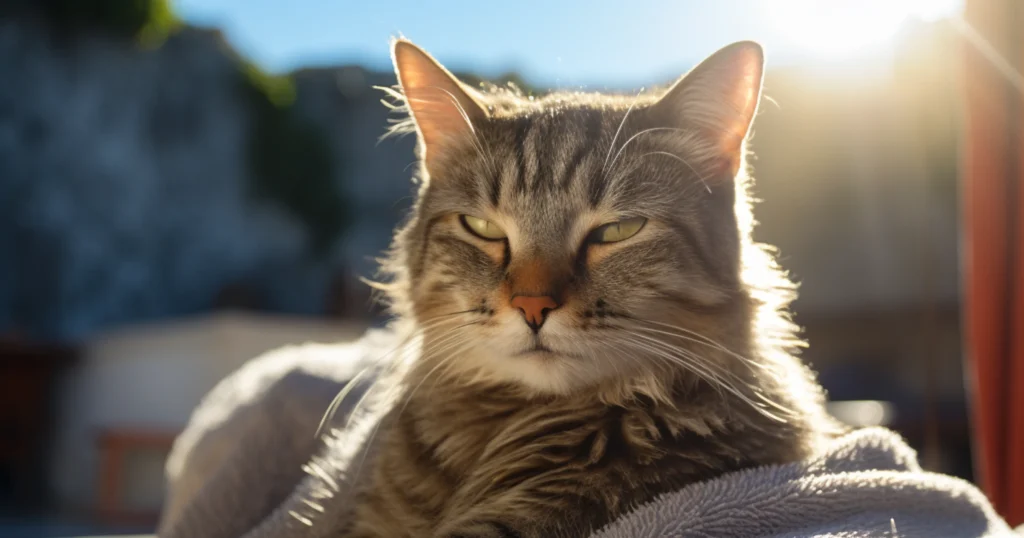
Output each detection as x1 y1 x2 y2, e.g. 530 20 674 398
49 310 366 514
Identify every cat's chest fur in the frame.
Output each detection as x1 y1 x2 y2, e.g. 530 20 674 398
345 378 819 538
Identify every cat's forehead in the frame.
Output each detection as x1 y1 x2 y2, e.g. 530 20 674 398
476 102 685 219
488 101 626 141
421 94 700 241
482 108 612 220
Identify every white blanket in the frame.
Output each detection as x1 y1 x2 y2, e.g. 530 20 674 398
157 332 1019 538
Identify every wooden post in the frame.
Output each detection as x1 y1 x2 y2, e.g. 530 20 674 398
962 0 1024 526
96 428 180 527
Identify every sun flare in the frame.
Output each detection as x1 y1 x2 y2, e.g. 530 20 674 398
769 0 962 58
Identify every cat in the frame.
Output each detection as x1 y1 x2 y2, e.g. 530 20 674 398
340 38 844 538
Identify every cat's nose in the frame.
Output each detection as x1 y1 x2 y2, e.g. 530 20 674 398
510 294 560 333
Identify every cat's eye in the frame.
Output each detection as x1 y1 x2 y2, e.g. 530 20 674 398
589 217 647 244
460 215 507 240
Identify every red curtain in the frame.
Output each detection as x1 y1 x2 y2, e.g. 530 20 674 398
962 0 1024 527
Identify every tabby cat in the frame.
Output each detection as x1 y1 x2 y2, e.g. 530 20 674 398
344 38 842 538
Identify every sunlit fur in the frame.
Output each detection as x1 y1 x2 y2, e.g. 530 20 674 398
345 39 844 538
378 70 800 401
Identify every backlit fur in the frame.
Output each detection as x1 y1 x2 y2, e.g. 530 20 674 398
343 39 843 538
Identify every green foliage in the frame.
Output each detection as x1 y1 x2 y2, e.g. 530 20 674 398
239 60 296 107
4 0 349 256
1 0 181 45
134 0 178 47
236 65 348 257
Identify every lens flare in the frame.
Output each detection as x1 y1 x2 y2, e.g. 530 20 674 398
768 0 962 58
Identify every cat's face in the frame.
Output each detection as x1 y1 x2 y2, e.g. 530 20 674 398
389 40 765 395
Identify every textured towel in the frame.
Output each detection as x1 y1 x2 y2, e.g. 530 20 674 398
159 332 1020 538
591 427 1013 537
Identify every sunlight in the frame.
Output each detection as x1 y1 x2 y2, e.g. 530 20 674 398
769 0 962 58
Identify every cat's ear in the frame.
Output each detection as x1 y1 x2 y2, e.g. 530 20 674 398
391 38 488 173
649 41 764 177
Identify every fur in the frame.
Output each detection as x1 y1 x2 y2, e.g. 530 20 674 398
341 38 844 538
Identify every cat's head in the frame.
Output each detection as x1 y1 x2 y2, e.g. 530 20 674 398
382 39 788 397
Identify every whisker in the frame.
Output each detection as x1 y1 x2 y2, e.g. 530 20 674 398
621 316 786 377
615 336 730 401
619 333 791 422
638 151 711 193
350 329 478 486
314 333 419 439
433 307 487 319
620 334 730 386
602 88 645 174
606 126 692 180
315 366 372 439
395 336 476 423
314 312 480 438
629 330 792 412
633 324 774 373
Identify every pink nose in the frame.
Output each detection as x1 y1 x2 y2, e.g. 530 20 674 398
510 295 560 332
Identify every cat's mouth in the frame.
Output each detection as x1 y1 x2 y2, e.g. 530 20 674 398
516 342 556 357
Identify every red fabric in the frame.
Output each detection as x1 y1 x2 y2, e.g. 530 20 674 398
962 0 1024 526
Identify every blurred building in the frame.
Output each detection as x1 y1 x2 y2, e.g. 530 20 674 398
49 311 365 521
752 20 966 474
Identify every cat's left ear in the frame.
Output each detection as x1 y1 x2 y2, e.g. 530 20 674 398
649 41 764 177
391 38 489 174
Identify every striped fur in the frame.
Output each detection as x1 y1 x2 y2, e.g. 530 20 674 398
344 39 843 537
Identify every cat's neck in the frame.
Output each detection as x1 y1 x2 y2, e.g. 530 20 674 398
395 355 802 465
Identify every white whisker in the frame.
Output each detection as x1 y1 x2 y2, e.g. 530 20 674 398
606 126 692 180
639 151 711 193
315 311 480 438
602 88 645 174
618 332 791 422
626 318 786 377
350 333 477 486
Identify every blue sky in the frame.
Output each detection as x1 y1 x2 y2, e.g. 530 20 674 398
174 0 962 89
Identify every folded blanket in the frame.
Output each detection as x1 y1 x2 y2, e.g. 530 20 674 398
159 333 1019 538
592 426 1013 537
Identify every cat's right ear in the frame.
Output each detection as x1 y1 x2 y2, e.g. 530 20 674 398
648 41 764 178
391 38 488 174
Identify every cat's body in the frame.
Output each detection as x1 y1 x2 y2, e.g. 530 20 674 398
339 39 843 537
347 363 830 537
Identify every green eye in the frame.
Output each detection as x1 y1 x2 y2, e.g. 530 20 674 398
590 217 647 244
460 215 507 240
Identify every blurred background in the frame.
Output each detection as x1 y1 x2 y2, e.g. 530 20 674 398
0 0 1011 535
